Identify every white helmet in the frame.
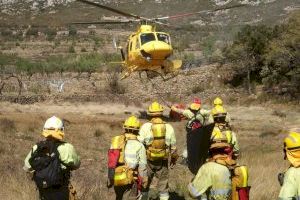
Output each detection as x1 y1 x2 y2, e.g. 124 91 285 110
43 116 64 131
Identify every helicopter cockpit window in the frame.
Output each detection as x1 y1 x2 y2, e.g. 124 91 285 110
140 33 156 45
157 33 170 44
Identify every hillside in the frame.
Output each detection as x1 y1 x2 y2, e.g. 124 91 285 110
1 0 299 27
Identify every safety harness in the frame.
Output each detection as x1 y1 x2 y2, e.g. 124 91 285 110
146 118 169 161
110 134 138 186
210 154 250 200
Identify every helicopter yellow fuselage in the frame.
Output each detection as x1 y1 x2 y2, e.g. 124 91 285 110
119 25 182 78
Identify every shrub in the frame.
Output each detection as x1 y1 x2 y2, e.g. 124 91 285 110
89 30 96 36
44 28 57 41
222 12 300 98
92 37 103 47
69 45 76 53
105 70 126 94
1 29 13 37
94 129 104 137
68 26 77 37
26 28 39 37
191 85 205 93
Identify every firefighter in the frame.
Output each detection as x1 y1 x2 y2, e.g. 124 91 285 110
138 101 177 200
171 98 201 120
107 116 148 200
212 97 231 126
278 129 300 200
171 98 214 131
171 98 214 167
24 116 80 200
189 135 250 200
188 141 235 200
211 105 239 158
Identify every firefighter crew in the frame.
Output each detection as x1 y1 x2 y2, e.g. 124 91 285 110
278 129 300 200
138 101 178 200
212 97 231 125
107 116 148 200
188 141 235 200
211 105 239 158
24 116 80 200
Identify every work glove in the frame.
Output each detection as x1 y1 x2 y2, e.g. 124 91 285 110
278 172 285 186
142 177 148 190
106 179 113 189
170 152 179 169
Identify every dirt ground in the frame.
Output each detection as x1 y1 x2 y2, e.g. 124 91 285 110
0 101 299 200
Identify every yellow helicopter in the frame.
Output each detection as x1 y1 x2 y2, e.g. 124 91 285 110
74 0 245 79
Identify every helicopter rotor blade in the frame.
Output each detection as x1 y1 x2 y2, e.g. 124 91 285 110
71 20 136 25
152 4 246 21
77 0 148 20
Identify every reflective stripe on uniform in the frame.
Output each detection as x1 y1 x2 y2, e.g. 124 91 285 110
225 131 232 144
188 183 202 197
240 166 248 187
210 188 231 195
150 151 166 158
278 197 300 200
159 191 170 200
114 172 127 181
124 153 137 159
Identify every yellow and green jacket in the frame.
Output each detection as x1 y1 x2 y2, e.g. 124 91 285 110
174 108 195 119
24 142 81 172
279 167 300 200
188 161 232 200
195 108 214 126
172 107 214 127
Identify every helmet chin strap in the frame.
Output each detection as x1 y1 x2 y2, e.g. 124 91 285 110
283 148 287 160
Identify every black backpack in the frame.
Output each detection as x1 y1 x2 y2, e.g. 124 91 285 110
29 140 67 189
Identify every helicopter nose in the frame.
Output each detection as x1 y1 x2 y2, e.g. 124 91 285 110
142 41 172 59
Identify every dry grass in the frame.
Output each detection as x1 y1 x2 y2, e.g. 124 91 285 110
0 103 299 199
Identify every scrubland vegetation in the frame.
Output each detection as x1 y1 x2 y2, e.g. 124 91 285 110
1 11 299 100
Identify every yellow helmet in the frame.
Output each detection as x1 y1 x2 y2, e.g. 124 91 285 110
123 116 141 130
284 130 300 167
148 101 164 116
284 131 300 150
211 105 227 116
213 97 223 106
189 103 201 111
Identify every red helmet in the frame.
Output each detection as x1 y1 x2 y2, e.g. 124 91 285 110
193 97 201 105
